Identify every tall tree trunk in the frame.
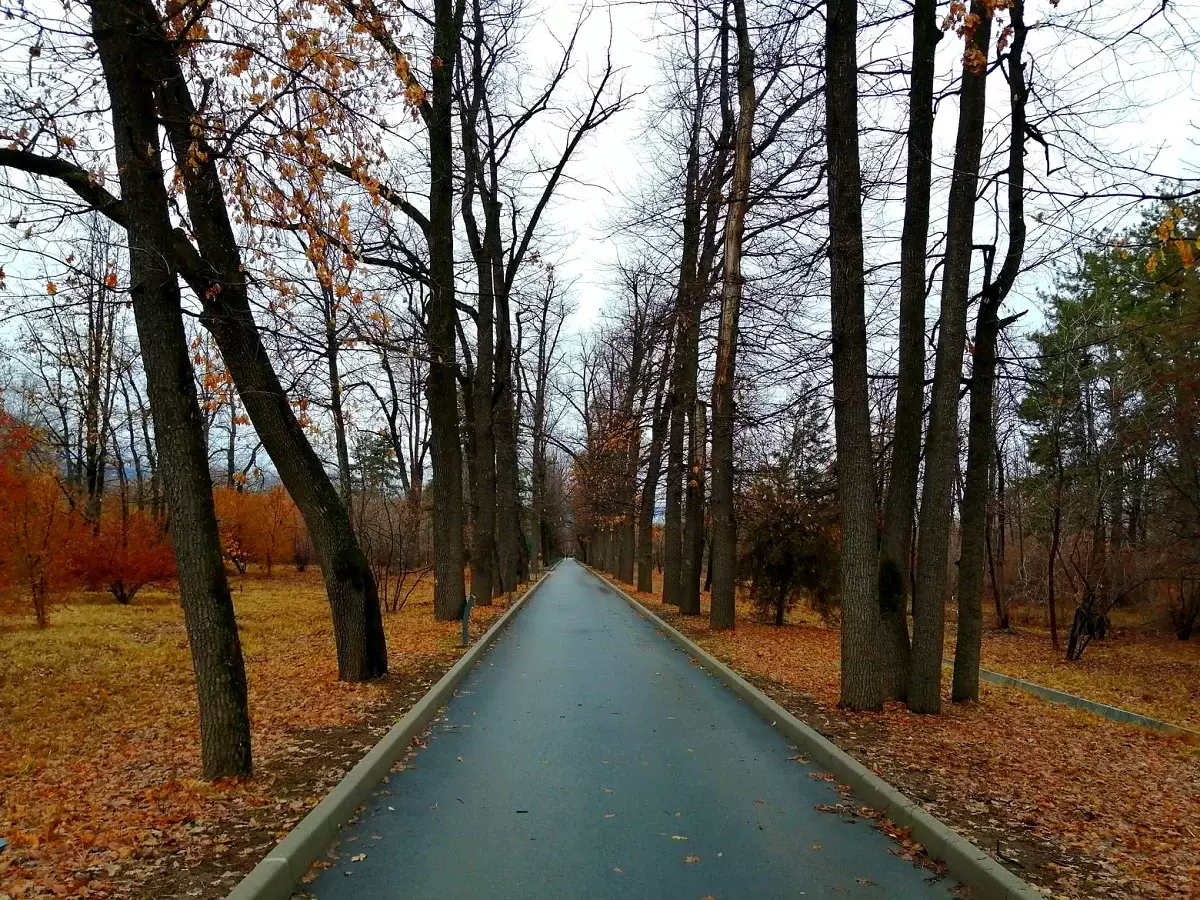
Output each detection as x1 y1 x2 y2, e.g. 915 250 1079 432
425 0 469 619
469 242 497 605
460 29 499 606
877 0 941 700
709 0 755 632
825 0 885 710
681 392 706 611
953 0 1027 703
638 336 674 592
987 439 1010 628
92 0 251 777
908 3 993 714
683 399 707 607
494 281 522 593
115 0 389 675
326 302 354 515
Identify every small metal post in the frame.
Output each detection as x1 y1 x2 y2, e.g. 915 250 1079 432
460 594 476 647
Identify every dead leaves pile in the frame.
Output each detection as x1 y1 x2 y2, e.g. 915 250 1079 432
0 569 511 898
606 572 1200 899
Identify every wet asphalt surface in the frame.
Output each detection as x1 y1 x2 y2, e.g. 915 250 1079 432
303 559 955 899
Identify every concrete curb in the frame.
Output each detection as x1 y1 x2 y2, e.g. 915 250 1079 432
966 664 1200 741
226 561 562 900
583 567 1043 900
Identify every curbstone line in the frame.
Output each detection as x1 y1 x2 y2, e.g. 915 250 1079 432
583 567 1044 900
226 560 563 900
957 663 1200 741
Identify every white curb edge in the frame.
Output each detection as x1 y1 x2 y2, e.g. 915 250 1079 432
583 566 1044 900
226 560 562 900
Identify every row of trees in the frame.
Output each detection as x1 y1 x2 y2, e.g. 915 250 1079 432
566 0 1199 721
1 0 582 777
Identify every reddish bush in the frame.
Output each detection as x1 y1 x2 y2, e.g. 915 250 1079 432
72 512 177 604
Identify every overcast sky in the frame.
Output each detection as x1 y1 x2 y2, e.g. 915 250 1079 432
518 0 1200 336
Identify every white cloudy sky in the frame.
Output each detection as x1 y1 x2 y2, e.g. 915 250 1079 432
515 0 1200 335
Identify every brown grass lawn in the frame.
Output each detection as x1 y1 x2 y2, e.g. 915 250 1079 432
0 568 519 899
595 569 1200 899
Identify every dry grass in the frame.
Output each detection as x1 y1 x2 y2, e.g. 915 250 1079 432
0 568 516 898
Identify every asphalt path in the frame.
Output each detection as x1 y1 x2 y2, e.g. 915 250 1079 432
304 559 955 899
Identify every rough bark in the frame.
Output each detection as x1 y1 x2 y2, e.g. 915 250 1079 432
493 282 522 593
92 0 251 777
127 0 388 676
825 0 885 710
426 0 470 619
638 334 674 592
953 0 1027 703
460 23 498 606
908 4 993 714
877 0 941 700
709 0 755 632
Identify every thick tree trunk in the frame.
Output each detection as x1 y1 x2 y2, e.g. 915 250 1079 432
662 63 706 609
952 306 1000 702
494 283 522 593
709 0 755 632
638 336 674 592
825 0 885 710
953 0 1027 703
92 0 251 777
908 3 993 714
123 0 388 675
469 274 497 605
682 398 706 614
461 149 498 605
877 0 941 700
426 0 469 619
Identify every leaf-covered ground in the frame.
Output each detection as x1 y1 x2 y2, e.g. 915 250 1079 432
976 628 1200 732
600 573 1200 899
0 569 518 899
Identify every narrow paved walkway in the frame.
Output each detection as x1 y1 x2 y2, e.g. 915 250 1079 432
306 560 954 899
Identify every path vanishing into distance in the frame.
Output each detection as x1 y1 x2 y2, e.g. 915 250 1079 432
306 560 956 899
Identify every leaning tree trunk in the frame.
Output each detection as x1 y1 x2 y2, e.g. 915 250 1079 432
909 1 993 714
953 0 1027 703
709 0 755 632
825 0 885 710
878 0 941 701
131 0 388 675
92 0 251 777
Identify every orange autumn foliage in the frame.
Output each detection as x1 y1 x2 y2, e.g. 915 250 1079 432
0 414 77 626
70 511 177 605
213 485 303 574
